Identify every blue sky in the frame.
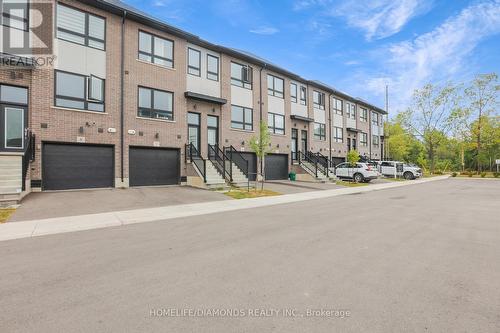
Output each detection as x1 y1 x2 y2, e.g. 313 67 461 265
123 0 500 115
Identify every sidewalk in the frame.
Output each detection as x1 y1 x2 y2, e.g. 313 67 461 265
0 175 449 242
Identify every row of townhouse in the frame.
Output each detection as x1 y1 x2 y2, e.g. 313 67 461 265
0 0 386 202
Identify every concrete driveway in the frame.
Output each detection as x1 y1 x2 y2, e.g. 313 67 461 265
9 186 229 222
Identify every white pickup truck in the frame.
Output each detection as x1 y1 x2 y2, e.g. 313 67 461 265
378 161 422 180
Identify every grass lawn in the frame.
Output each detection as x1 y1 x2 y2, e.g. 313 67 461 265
335 180 369 187
454 172 500 179
0 208 16 223
224 189 281 199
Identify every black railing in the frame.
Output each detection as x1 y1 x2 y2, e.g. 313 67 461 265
185 143 206 182
208 144 232 182
311 151 330 177
226 145 249 180
21 130 35 191
298 151 318 178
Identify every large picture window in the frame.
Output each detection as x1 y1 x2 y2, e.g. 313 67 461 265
268 113 285 135
138 86 173 120
267 74 284 98
56 3 105 50
231 62 252 89
314 123 326 141
54 70 105 112
138 31 174 68
187 48 201 76
231 105 253 130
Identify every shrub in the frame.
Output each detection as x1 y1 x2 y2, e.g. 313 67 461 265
481 172 487 178
451 172 457 177
493 172 500 178
468 172 473 177
434 170 443 175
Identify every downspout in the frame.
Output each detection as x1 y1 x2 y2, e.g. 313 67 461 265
120 11 127 183
259 64 266 176
328 93 332 166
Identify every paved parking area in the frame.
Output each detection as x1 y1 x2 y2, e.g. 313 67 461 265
9 186 229 222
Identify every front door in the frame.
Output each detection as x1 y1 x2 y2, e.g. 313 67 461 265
301 130 307 154
187 112 200 155
352 138 357 151
207 115 218 156
347 138 351 151
291 128 298 161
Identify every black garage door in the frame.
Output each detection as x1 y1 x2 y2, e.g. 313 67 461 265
42 143 114 190
129 147 180 186
265 154 288 180
239 152 257 181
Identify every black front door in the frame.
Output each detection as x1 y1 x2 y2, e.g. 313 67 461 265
188 112 200 155
207 115 218 157
291 128 298 161
301 130 307 153
347 138 351 151
352 138 357 151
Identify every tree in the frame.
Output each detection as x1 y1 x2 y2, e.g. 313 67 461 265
249 121 272 190
463 73 500 173
346 149 360 166
400 83 460 173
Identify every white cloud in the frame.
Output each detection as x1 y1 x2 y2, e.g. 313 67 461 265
362 0 500 112
249 26 279 35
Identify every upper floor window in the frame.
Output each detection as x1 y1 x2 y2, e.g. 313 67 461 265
313 90 325 110
54 70 104 112
346 102 356 119
231 62 252 89
290 83 297 103
372 135 380 146
207 54 219 81
138 31 174 68
360 107 368 122
231 105 253 130
360 132 368 146
300 86 307 105
187 48 201 76
0 84 28 105
333 126 343 143
56 3 105 50
314 123 326 141
268 113 285 135
332 97 342 115
371 111 379 125
267 74 284 98
2 0 28 31
138 86 173 120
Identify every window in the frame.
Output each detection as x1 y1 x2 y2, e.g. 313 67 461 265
360 132 368 146
207 54 219 81
2 0 28 31
372 111 379 125
138 31 174 68
360 107 368 122
268 113 285 135
231 105 253 130
55 70 105 112
56 3 105 50
313 90 325 110
346 103 356 119
332 98 343 115
4 107 24 149
314 123 326 141
372 135 379 146
231 62 252 89
267 74 284 98
333 126 343 143
290 83 297 103
0 85 27 151
300 86 307 105
0 84 28 105
187 48 201 76
138 86 173 120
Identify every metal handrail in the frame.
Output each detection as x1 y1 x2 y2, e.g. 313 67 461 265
298 151 318 178
185 143 206 182
312 151 330 177
21 130 35 191
208 144 232 182
226 145 249 179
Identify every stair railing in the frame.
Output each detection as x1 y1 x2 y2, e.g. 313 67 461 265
21 129 35 191
208 144 232 182
185 143 206 182
226 145 249 180
298 151 318 178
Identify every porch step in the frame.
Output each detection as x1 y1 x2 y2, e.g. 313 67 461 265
300 161 329 180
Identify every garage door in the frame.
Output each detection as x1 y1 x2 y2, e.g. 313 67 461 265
42 143 114 190
129 147 180 186
265 154 288 180
239 152 257 181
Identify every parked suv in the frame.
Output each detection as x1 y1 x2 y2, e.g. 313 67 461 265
378 161 422 180
335 162 379 182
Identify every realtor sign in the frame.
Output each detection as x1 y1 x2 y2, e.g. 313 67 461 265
496 159 500 165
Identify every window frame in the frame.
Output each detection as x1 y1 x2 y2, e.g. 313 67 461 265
54 70 105 112
56 3 106 51
1 0 29 31
231 104 253 131
267 74 284 98
268 112 285 135
206 54 219 81
313 122 326 141
290 82 297 103
346 102 356 120
138 30 174 68
332 97 343 115
300 86 307 105
360 107 368 122
333 126 343 143
372 135 380 146
137 86 174 121
371 111 379 125
313 90 325 110
230 62 253 89
360 132 368 146
187 47 201 76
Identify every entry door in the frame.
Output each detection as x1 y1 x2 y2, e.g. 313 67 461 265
301 130 307 153
207 115 218 156
352 138 357 151
187 112 200 155
1 105 27 151
291 128 298 161
347 138 351 151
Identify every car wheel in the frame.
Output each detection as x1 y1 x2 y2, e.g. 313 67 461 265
353 173 364 183
403 171 414 180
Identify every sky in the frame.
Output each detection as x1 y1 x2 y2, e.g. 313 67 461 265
123 0 500 116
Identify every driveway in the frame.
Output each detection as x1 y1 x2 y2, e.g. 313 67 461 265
9 186 229 222
263 180 342 194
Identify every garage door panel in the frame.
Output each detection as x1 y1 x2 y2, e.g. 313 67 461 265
43 144 114 190
265 154 288 180
129 147 180 186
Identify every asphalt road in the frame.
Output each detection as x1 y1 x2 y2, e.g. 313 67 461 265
1 179 499 332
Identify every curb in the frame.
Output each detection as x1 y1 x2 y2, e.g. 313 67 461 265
0 175 450 242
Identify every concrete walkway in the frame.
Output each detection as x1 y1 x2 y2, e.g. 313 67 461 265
0 176 449 242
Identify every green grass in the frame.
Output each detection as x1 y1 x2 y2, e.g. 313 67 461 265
0 208 16 223
224 189 282 199
455 173 499 179
335 180 369 187
383 177 406 182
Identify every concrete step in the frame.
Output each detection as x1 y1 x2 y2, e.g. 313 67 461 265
0 187 22 194
0 180 22 187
